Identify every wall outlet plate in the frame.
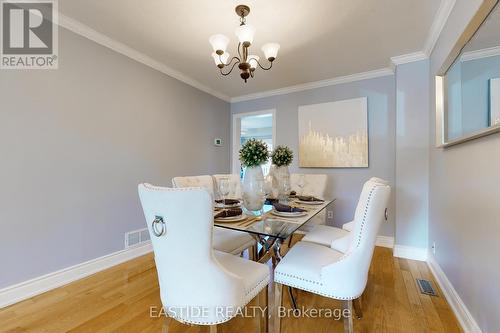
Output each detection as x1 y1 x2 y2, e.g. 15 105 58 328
214 138 223 146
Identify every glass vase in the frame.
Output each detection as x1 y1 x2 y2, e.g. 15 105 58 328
242 165 266 216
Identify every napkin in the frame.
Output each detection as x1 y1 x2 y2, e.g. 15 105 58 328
273 203 306 213
215 208 243 218
297 195 324 202
265 198 278 205
215 199 240 205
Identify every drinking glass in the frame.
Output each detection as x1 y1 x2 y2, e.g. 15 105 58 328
219 177 230 205
297 174 306 195
279 175 291 204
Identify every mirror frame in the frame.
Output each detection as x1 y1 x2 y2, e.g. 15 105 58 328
435 0 500 147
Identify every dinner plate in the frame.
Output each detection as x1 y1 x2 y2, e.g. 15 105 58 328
296 200 324 205
214 202 241 209
271 210 308 218
215 214 246 223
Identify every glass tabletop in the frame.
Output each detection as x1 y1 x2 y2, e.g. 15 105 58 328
214 199 334 240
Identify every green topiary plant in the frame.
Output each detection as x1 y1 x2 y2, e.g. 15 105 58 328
271 145 294 167
239 139 269 167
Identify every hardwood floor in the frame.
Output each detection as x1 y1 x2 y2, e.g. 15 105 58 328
0 247 461 333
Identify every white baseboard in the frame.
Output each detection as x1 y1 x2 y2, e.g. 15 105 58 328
427 253 482 333
376 236 394 248
0 242 152 309
393 244 428 261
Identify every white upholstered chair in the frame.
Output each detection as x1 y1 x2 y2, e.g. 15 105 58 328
290 173 328 233
302 177 390 252
172 175 256 257
213 174 242 200
138 184 270 332
273 179 391 333
172 175 215 198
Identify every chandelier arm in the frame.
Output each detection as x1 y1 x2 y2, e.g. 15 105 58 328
237 42 242 60
256 59 273 71
220 59 240 76
218 54 240 67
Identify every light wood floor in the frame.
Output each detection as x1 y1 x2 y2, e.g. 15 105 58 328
0 246 461 333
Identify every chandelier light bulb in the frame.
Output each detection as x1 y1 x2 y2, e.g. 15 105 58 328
209 34 230 53
235 24 256 45
212 52 230 67
261 43 280 61
248 55 259 70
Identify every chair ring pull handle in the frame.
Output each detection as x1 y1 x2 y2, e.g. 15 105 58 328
152 216 166 237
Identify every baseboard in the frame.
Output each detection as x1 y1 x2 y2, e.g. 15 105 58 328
376 236 394 248
393 244 428 261
0 242 153 309
427 253 482 333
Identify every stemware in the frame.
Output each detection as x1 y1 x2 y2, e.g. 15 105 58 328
218 177 230 205
297 174 306 195
278 175 291 204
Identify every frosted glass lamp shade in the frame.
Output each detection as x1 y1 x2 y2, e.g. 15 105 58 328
212 52 230 67
248 55 259 70
261 43 280 61
235 24 255 45
209 34 229 53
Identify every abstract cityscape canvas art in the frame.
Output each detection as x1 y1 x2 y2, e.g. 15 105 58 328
298 97 368 168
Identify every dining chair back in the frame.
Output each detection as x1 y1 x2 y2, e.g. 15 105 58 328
290 173 328 198
290 173 328 233
213 174 242 200
138 184 269 328
322 179 391 298
172 175 256 256
171 175 214 198
273 178 391 333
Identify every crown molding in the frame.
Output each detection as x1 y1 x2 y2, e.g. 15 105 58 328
461 45 500 62
230 68 394 103
423 0 457 56
55 0 455 104
390 51 428 69
58 14 231 102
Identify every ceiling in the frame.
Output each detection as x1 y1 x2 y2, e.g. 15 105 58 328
59 0 443 100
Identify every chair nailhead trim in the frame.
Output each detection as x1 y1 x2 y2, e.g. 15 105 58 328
274 278 361 301
275 271 323 285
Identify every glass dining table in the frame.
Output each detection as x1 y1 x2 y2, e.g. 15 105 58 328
214 199 335 265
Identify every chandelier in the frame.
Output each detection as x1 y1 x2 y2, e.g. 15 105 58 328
208 5 280 83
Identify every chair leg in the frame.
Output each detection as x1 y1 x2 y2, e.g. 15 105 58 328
287 286 298 310
249 244 258 261
209 324 217 333
273 283 283 333
160 318 169 333
353 297 363 319
259 287 269 333
343 300 353 333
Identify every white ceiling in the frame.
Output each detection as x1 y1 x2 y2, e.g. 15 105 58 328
59 0 444 100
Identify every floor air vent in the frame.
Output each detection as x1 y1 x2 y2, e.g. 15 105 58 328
125 228 150 248
416 279 438 296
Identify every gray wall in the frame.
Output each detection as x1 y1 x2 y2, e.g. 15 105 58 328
429 0 500 331
0 28 230 289
231 76 397 237
395 59 430 249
